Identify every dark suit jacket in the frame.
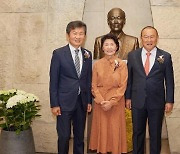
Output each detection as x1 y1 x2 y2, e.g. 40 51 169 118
49 44 92 111
93 31 139 60
126 48 174 109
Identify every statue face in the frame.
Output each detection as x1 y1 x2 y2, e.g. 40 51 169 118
107 9 125 32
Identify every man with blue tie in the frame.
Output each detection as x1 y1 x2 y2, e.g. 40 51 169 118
125 26 174 154
49 20 92 154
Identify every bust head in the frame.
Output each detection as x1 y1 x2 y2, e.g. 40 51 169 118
107 8 126 34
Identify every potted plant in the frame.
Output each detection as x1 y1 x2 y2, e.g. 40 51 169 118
0 89 41 154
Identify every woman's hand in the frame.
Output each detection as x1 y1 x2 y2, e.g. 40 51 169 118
101 101 112 111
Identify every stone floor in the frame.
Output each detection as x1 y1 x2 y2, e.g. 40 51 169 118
36 138 170 154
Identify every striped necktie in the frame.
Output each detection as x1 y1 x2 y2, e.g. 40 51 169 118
75 49 80 77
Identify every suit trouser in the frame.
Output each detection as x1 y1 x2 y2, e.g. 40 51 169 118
132 104 164 154
56 95 86 154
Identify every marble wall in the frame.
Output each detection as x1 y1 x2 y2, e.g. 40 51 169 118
0 0 180 153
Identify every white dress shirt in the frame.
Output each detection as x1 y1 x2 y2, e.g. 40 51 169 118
69 44 83 72
141 47 157 72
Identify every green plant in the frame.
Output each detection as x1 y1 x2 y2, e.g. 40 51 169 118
0 89 41 134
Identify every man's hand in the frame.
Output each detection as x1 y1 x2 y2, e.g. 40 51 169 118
101 101 112 111
165 103 173 113
126 99 132 109
87 104 92 113
51 106 61 116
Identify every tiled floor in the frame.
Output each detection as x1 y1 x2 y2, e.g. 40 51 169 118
36 138 170 154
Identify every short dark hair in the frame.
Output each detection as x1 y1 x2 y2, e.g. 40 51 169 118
141 26 159 37
66 20 87 35
101 33 119 52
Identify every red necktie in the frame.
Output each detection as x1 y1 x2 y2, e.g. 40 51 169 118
144 52 151 75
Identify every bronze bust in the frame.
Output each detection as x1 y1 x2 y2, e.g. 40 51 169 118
93 8 139 60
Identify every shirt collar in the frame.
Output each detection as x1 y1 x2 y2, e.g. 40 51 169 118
142 47 157 57
69 43 81 53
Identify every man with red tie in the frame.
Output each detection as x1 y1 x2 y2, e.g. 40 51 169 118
125 26 174 154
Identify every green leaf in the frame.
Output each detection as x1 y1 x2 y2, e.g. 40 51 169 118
0 111 5 117
15 129 21 135
0 123 7 129
6 109 14 113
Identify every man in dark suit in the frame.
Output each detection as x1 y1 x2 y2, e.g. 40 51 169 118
125 26 174 154
49 21 92 154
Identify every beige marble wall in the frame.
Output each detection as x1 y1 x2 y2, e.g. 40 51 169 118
150 0 180 153
0 0 180 153
0 0 85 153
